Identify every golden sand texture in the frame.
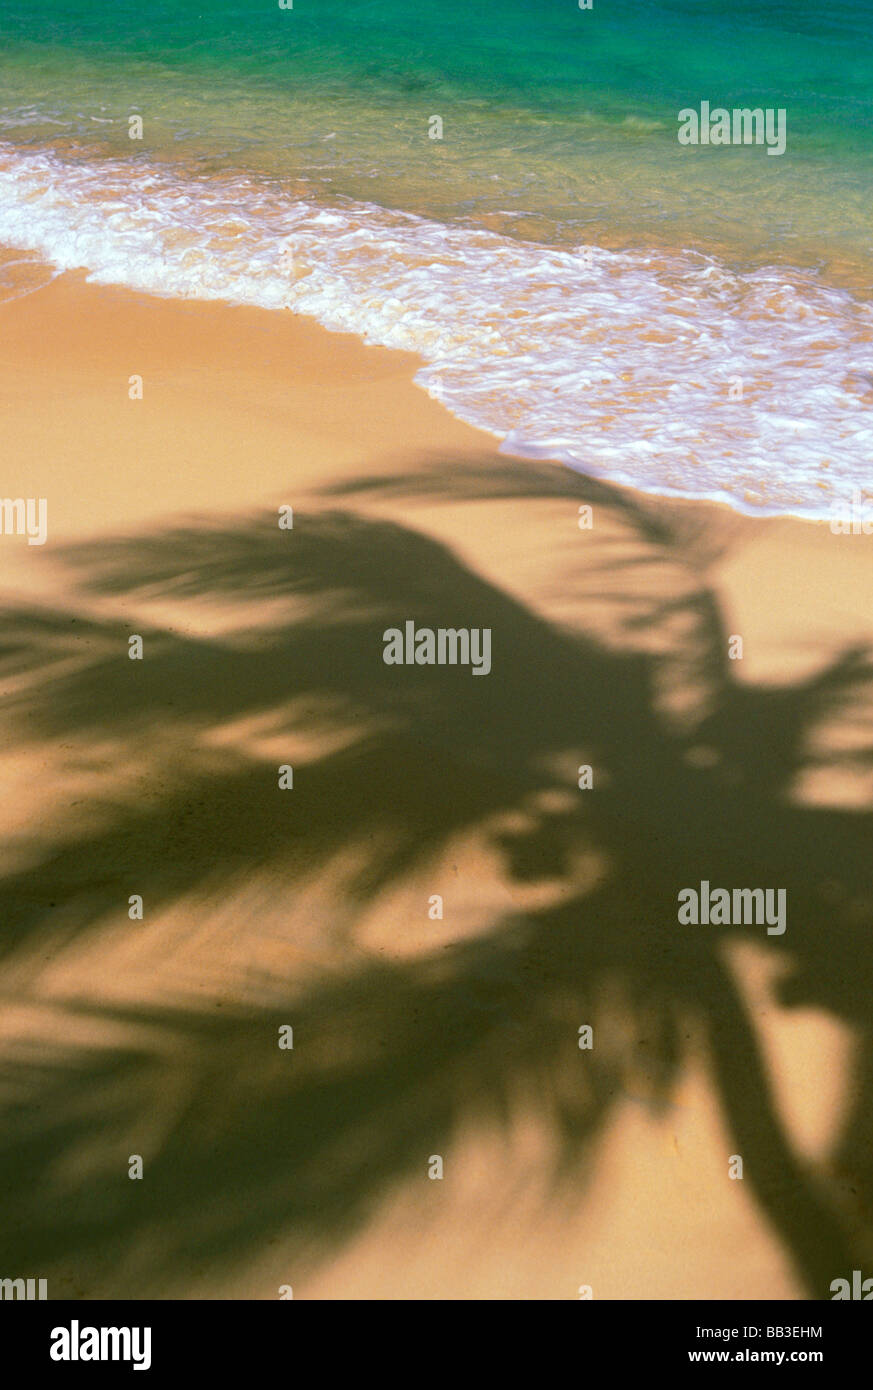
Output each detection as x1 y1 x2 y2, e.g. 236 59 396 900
0 271 871 1298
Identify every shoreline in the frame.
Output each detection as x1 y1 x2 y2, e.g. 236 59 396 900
1 163 871 522
4 128 873 300
2 269 872 682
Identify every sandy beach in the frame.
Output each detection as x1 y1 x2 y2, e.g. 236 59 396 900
1 270 872 1299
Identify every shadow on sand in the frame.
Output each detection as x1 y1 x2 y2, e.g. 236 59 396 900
1 457 872 1296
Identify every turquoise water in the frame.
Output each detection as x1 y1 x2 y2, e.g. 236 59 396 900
2 1 871 141
1 1 872 515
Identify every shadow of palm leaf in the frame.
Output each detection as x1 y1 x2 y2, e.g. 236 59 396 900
1 460 872 1297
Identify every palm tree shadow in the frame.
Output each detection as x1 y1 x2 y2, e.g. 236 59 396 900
1 458 872 1298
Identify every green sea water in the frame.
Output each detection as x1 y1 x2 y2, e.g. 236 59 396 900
1 0 871 269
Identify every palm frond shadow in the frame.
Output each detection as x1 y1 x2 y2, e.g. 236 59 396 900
1 459 872 1297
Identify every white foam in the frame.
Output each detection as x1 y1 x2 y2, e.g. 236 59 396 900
1 143 871 518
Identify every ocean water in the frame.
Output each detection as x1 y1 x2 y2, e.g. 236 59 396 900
0 0 871 516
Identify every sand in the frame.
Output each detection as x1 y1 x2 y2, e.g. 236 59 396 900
0 269 871 1299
